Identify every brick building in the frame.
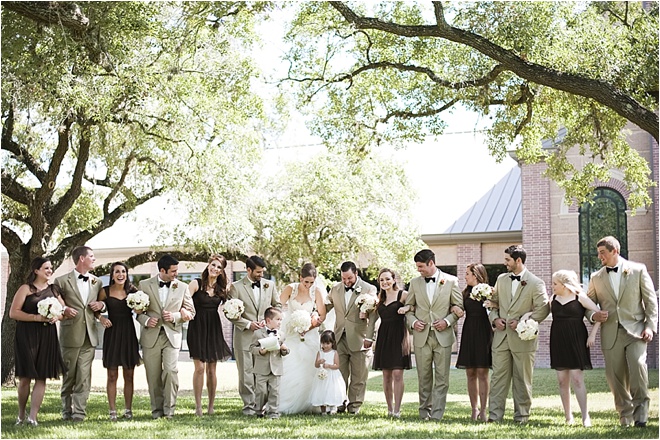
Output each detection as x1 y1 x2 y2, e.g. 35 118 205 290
422 123 659 368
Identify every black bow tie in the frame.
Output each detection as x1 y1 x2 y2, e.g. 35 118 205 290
509 275 521 281
251 281 260 289
78 274 89 282
606 266 619 273
345 286 353 292
159 281 171 288
267 329 277 335
425 277 435 283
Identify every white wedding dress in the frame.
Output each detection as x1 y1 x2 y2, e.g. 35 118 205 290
279 283 321 414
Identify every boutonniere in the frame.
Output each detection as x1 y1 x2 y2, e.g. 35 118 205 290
91 278 97 285
354 286 362 294
521 280 527 287
172 282 179 289
439 278 446 285
622 268 630 277
264 283 270 289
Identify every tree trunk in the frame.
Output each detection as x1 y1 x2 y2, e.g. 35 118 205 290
1 248 31 384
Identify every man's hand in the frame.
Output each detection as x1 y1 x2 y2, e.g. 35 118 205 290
593 310 609 323
413 320 426 332
363 340 373 350
494 317 506 331
508 319 519 331
180 308 193 322
88 301 104 312
249 321 265 331
162 311 175 323
641 329 654 342
63 306 77 319
146 317 158 328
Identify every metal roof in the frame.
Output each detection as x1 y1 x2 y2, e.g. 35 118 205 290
443 165 522 234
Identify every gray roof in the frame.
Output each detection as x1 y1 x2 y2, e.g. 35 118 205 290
443 165 522 234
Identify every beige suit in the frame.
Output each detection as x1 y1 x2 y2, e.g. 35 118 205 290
250 328 290 417
587 259 658 425
325 277 377 413
228 276 280 415
487 269 550 422
404 272 463 420
54 271 102 420
136 276 194 418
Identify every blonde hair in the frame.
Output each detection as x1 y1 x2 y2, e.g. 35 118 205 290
552 269 583 295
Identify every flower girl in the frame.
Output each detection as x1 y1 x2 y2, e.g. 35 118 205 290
310 330 347 415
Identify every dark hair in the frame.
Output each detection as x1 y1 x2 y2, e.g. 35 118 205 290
340 261 357 274
109 262 137 294
26 257 51 293
71 246 92 265
201 254 229 302
377 268 398 305
158 254 179 272
320 330 337 350
246 255 266 271
597 236 620 253
301 262 317 279
414 249 435 264
505 245 526 264
462 263 489 299
264 306 282 321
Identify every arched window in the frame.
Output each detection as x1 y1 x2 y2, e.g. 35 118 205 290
579 188 628 285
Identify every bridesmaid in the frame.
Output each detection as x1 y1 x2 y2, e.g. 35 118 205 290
372 268 411 418
9 257 66 426
97 262 141 421
455 263 492 422
186 254 232 416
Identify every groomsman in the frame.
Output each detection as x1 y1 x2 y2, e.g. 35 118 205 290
325 261 377 414
55 246 104 422
136 254 195 419
228 256 280 416
404 250 463 421
487 245 550 424
587 236 658 427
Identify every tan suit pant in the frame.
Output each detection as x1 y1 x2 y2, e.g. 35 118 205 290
235 347 256 414
255 373 280 417
489 337 535 422
337 334 370 412
60 333 95 419
143 329 180 418
414 332 452 420
604 327 650 425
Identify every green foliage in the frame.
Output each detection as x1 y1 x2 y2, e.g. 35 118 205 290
283 1 658 209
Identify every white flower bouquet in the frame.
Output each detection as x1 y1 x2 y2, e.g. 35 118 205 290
223 298 245 320
355 293 377 313
317 367 328 380
516 318 539 341
470 283 493 302
288 309 312 341
37 297 63 323
126 290 150 312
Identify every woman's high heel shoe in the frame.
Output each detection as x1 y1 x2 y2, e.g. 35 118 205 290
123 409 133 420
15 417 24 425
109 410 117 422
26 417 38 427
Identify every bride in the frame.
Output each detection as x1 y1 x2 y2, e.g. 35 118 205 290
278 263 327 414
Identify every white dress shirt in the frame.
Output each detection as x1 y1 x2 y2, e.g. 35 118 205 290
607 263 622 299
74 269 90 305
511 268 527 298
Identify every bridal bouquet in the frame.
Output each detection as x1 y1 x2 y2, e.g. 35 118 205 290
37 297 63 324
288 310 312 341
516 318 539 341
355 293 377 313
126 291 150 312
470 283 493 302
317 367 328 380
223 298 245 320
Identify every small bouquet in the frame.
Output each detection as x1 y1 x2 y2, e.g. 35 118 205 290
516 317 539 341
355 293 377 314
470 283 493 302
37 297 63 324
317 367 328 380
288 309 312 341
126 290 150 312
223 298 245 320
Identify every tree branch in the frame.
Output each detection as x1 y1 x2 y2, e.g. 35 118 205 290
1 173 33 206
1 225 24 253
329 1 659 140
379 98 459 124
1 105 48 182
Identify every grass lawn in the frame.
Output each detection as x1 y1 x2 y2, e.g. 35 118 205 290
1 367 658 438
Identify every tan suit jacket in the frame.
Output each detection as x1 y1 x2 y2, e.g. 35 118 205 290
488 270 550 352
587 259 658 350
228 276 281 350
136 277 195 349
405 272 463 348
326 277 377 351
55 271 103 348
250 328 289 376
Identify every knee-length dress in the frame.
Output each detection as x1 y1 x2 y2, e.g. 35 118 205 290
456 288 493 369
15 285 66 380
187 279 232 362
102 287 141 369
310 349 347 407
550 295 592 370
373 290 411 370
